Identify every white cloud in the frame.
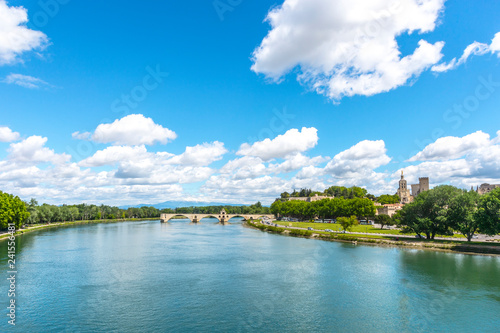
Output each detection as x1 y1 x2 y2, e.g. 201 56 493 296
91 114 177 146
8 136 70 164
79 145 150 167
237 127 318 161
408 131 491 161
432 32 500 72
3 73 49 89
295 165 325 179
0 126 20 142
167 142 227 166
252 0 446 101
71 131 92 140
268 153 327 174
400 130 500 190
3 126 500 206
0 1 48 65
491 33 500 54
325 140 391 176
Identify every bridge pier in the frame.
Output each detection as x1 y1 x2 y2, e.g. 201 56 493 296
159 211 275 224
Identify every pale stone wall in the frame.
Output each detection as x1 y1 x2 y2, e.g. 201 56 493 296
411 184 420 197
410 177 430 197
287 194 334 202
397 171 412 204
477 183 500 195
376 204 403 217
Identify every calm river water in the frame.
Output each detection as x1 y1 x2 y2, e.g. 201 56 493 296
1 219 499 332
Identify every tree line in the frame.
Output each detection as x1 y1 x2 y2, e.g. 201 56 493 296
270 197 376 221
280 186 370 200
0 191 271 230
23 199 162 225
396 186 500 241
279 186 402 204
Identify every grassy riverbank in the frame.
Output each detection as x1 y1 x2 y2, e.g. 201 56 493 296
246 221 500 256
282 221 466 238
0 218 159 240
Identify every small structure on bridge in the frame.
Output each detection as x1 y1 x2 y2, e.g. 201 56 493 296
160 209 274 224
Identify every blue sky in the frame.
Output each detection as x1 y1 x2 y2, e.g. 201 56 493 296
0 0 499 205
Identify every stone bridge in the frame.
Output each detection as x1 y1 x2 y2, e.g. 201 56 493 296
160 209 274 224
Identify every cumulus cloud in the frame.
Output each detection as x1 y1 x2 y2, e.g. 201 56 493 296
408 131 491 161
268 153 327 174
325 140 391 176
0 126 20 142
8 136 70 164
491 33 500 54
0 1 48 65
237 127 318 161
401 130 500 189
432 32 500 72
3 73 50 89
3 126 500 206
252 0 446 101
79 145 150 167
167 142 227 166
91 114 177 146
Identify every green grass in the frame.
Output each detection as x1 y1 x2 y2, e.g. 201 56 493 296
276 221 467 238
249 221 500 251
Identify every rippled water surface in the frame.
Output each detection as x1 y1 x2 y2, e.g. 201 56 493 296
1 220 499 332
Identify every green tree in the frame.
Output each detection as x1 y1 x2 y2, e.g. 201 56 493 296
399 185 461 239
0 191 30 230
338 216 359 232
377 194 399 205
475 188 500 236
374 214 393 229
447 190 480 241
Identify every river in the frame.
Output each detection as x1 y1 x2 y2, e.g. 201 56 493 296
1 219 499 332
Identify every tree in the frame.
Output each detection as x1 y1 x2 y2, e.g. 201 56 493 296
67 207 79 221
0 191 30 230
475 188 500 236
447 190 480 241
377 194 399 205
399 185 461 239
338 216 359 232
38 204 54 223
374 214 393 229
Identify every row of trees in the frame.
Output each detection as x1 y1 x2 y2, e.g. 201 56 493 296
280 186 370 200
397 186 500 241
24 200 162 225
278 186 402 204
270 197 376 221
0 191 272 230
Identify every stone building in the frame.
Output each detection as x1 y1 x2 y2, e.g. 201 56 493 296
411 177 430 197
476 183 500 195
376 203 403 217
397 172 430 204
287 194 333 202
397 171 412 204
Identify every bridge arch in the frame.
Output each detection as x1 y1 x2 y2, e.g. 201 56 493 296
198 215 221 223
163 214 194 223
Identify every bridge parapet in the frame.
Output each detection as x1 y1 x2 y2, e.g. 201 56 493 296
160 213 275 224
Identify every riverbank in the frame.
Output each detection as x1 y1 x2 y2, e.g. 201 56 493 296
245 221 500 256
0 218 159 240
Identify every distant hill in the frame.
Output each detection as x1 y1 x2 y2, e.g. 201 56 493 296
118 201 245 210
